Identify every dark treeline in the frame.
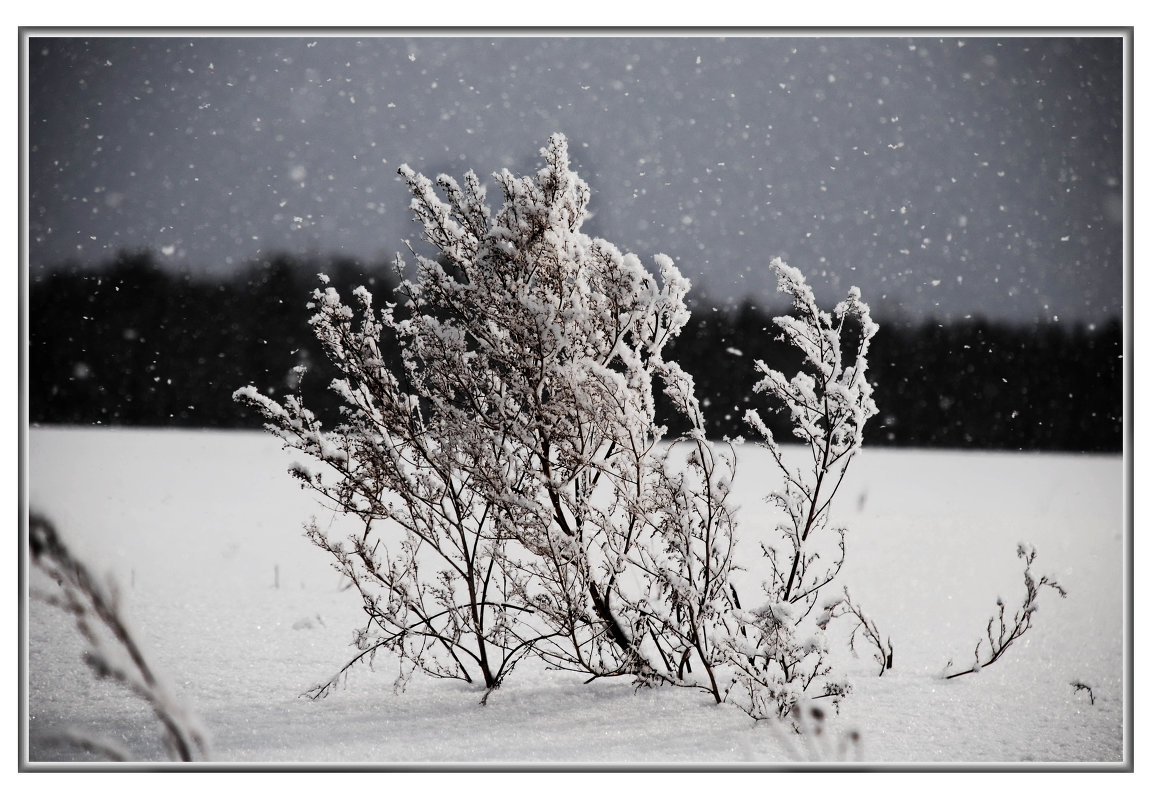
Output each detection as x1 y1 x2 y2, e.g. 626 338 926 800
29 251 400 432
29 251 1123 452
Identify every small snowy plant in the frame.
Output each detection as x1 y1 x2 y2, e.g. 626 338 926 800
236 134 737 701
943 542 1066 680
725 259 880 719
28 513 209 761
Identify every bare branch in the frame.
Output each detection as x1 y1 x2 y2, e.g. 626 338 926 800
944 544 1066 680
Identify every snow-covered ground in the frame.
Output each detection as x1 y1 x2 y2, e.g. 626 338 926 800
23 426 1126 766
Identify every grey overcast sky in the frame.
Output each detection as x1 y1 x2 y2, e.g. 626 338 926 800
27 34 1125 323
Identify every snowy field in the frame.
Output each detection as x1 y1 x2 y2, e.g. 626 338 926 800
23 426 1127 767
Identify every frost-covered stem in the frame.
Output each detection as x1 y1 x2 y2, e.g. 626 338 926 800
690 606 722 703
464 561 496 689
731 259 877 720
536 428 640 670
782 308 852 602
782 424 832 602
690 437 727 704
28 513 208 761
687 436 733 706
450 492 499 690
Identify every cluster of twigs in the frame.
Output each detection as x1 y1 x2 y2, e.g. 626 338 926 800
837 588 893 677
944 543 1067 680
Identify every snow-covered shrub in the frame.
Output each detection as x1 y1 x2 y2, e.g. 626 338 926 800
724 259 879 719
943 542 1066 679
28 513 209 761
236 134 737 701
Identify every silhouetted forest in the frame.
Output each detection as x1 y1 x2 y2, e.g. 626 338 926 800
29 251 1124 452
